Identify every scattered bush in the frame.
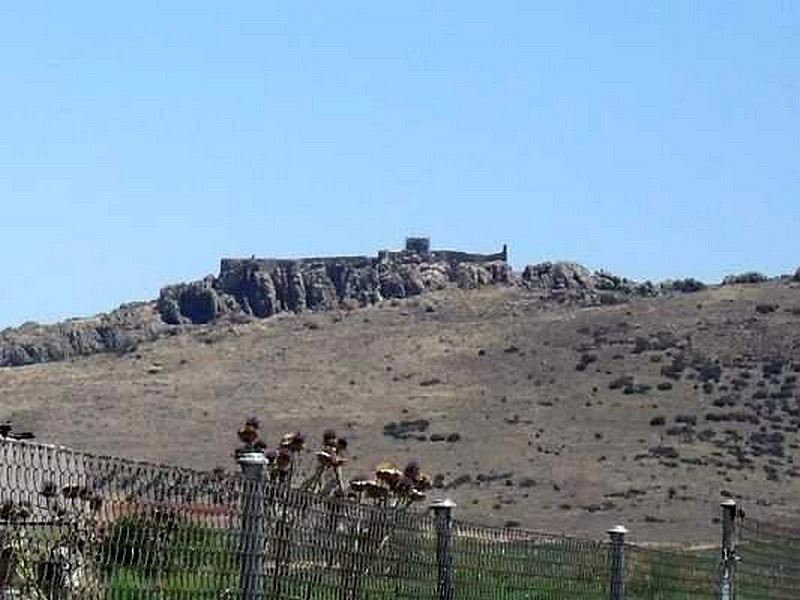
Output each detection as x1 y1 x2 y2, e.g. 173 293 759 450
623 383 652 395
661 355 687 380
675 414 698 426
649 446 680 459
383 419 430 440
609 375 634 390
756 304 779 315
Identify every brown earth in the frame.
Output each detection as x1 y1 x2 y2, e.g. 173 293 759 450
2 280 800 544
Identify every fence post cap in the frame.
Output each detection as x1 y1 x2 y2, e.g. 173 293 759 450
607 525 628 535
237 451 269 465
430 498 457 510
720 499 737 508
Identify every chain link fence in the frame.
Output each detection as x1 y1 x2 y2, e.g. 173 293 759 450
736 516 800 600
0 437 793 599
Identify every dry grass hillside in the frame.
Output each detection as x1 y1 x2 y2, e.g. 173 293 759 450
2 280 800 544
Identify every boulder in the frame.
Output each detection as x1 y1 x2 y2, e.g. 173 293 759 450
379 268 407 299
399 264 426 296
159 279 219 325
0 303 164 368
456 264 487 289
722 272 768 285
303 264 339 311
661 278 706 293
522 262 593 291
245 269 278 318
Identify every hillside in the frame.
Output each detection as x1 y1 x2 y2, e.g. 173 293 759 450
3 271 800 544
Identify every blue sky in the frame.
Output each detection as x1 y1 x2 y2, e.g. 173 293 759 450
1 2 798 327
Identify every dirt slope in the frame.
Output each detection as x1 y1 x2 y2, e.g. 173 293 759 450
2 281 800 543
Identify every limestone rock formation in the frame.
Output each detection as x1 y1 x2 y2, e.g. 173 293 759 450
0 303 165 368
160 251 511 325
660 278 707 294
522 262 593 291
722 272 769 285
0 239 735 369
521 261 658 305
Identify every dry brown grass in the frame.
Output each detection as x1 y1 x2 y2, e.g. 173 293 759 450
2 281 800 543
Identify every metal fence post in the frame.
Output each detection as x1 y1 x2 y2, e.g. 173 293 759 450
720 500 737 600
607 525 627 600
239 451 267 600
431 499 456 600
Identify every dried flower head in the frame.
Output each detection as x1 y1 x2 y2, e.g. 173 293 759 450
393 476 414 495
323 429 337 444
349 479 371 493
403 461 421 479
364 481 390 500
238 418 260 444
280 432 306 452
375 464 403 486
414 473 433 492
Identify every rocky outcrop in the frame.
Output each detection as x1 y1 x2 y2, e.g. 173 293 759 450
792 268 800 283
660 278 707 294
722 272 768 285
1 241 743 370
0 244 512 368
521 261 656 305
159 255 511 325
0 303 165 368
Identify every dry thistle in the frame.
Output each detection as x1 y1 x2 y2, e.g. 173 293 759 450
237 417 260 445
280 431 306 453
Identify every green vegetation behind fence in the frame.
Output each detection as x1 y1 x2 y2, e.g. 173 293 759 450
1 438 797 599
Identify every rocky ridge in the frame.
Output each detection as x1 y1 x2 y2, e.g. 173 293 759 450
157 253 512 326
1 241 796 368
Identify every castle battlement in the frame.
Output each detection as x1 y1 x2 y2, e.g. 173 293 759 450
220 238 507 273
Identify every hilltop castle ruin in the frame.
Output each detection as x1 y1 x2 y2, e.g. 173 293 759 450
160 238 511 325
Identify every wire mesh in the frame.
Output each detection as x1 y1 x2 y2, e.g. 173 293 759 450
451 520 610 599
624 543 719 600
1 438 242 598
8 437 789 600
257 482 439 600
736 517 800 600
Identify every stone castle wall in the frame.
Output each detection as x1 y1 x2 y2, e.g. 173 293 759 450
155 243 511 326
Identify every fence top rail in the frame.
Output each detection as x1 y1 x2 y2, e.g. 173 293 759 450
0 437 229 479
452 517 613 546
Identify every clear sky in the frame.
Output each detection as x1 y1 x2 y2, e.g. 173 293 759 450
1 3 798 328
